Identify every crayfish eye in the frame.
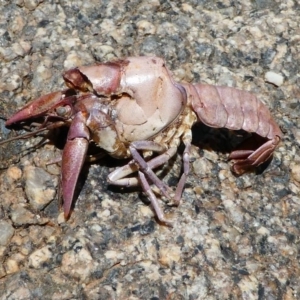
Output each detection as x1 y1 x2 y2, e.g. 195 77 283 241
56 106 70 117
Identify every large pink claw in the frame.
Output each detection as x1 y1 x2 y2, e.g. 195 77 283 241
5 90 75 126
61 111 90 219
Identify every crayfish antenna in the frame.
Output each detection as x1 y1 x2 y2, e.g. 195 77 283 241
0 121 66 146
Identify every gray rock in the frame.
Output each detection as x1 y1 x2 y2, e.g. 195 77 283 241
0 220 14 246
0 0 297 298
24 165 57 211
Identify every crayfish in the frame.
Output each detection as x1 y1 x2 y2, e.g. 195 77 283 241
1 57 282 225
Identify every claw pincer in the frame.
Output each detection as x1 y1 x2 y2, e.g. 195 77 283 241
4 57 282 223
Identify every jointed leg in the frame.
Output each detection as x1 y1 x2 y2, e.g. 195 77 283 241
108 141 178 199
138 171 173 226
107 136 192 223
129 145 173 199
174 142 191 204
229 136 280 174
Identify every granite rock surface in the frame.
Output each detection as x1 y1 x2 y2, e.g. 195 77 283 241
0 1 299 299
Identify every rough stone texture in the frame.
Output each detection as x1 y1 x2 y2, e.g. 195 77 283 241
0 1 299 299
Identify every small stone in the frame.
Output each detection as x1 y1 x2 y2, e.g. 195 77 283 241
139 205 154 218
91 44 116 61
0 220 14 246
181 3 193 12
24 0 40 10
136 20 156 35
2 287 31 299
218 169 228 181
192 158 213 177
265 71 284 86
64 51 85 69
10 15 26 34
237 275 258 299
290 164 300 184
29 246 52 269
257 226 270 235
36 63 52 81
32 147 61 176
159 245 181 267
9 205 48 226
104 250 124 260
217 70 236 87
0 47 18 62
12 43 26 57
61 248 95 281
57 212 66 224
0 246 5 257
19 40 32 54
7 166 22 182
0 264 6 279
291 128 300 145
203 149 219 162
10 206 36 226
3 74 22 91
24 165 56 211
5 259 19 274
203 238 223 264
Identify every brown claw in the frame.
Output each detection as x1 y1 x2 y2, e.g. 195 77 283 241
61 111 90 218
5 91 69 126
62 138 89 218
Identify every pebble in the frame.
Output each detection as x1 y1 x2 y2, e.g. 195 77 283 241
203 149 219 162
10 206 36 226
61 248 95 282
2 287 31 299
64 51 85 69
2 74 22 91
0 47 18 62
290 164 300 184
0 220 14 246
0 265 5 279
4 258 19 274
159 245 181 267
192 157 213 177
12 43 26 57
10 206 48 226
24 0 40 10
24 165 56 211
265 71 284 86
136 20 156 35
91 44 116 61
181 3 193 13
57 212 66 224
36 63 52 82
237 275 258 299
6 166 22 182
29 246 52 269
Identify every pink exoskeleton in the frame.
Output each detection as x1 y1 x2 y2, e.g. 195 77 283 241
1 57 282 225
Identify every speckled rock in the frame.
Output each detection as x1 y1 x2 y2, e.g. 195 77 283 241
61 247 96 282
29 246 53 269
290 163 300 184
9 205 49 226
265 71 284 86
0 220 14 246
0 0 299 299
24 165 57 211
